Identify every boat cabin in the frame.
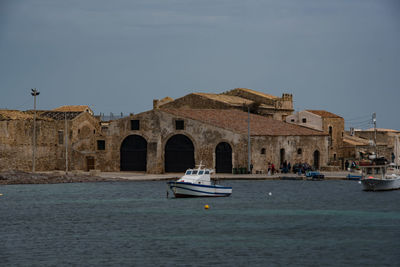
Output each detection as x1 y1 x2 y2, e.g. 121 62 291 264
361 165 386 179
185 169 211 176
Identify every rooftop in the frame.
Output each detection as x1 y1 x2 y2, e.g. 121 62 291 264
306 110 343 119
343 134 370 146
163 109 325 136
193 93 253 106
361 128 400 133
53 105 93 114
228 88 279 100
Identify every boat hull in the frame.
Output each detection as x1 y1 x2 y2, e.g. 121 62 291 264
168 181 232 197
361 178 400 191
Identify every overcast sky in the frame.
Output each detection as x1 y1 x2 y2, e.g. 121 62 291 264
1 0 399 130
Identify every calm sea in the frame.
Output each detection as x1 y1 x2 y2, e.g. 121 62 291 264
1 180 399 266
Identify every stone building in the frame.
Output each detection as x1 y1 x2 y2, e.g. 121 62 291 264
0 107 101 172
1 92 329 174
341 133 372 162
96 108 328 174
155 88 294 121
352 128 400 165
286 110 344 167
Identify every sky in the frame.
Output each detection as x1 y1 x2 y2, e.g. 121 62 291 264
1 0 399 130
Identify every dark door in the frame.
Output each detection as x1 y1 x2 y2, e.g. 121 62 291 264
313 150 320 170
165 134 195 172
120 135 147 171
216 142 232 173
86 157 95 171
280 148 285 166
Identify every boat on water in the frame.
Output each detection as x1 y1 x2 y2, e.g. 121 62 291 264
360 159 400 191
167 163 232 198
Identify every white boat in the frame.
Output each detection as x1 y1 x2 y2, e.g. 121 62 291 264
360 163 400 191
167 164 232 198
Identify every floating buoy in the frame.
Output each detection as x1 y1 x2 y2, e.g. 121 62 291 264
204 204 209 209
268 192 272 196
0 193 3 196
358 181 362 184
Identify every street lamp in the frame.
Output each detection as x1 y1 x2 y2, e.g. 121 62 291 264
31 88 40 172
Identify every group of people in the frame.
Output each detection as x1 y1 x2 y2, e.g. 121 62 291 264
345 160 358 171
267 161 313 175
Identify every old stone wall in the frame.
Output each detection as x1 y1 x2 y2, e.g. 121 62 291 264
98 110 248 173
0 119 61 171
0 112 102 172
251 135 328 173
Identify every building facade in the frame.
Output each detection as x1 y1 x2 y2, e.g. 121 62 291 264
286 110 344 166
95 109 328 174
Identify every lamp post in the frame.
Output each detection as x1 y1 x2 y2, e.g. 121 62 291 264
31 88 40 172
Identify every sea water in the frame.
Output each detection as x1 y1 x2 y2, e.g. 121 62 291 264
1 180 399 266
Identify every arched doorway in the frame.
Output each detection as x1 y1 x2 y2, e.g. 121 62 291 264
280 148 285 166
313 150 320 170
120 135 147 171
165 134 195 172
216 142 232 173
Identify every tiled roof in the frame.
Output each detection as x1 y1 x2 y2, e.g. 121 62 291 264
162 109 326 136
343 134 370 146
0 110 52 121
0 110 34 120
306 110 342 118
362 128 400 133
39 111 82 120
193 93 253 106
53 105 92 113
232 88 278 99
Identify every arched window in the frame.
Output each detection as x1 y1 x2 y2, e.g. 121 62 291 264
261 148 266 155
297 148 302 155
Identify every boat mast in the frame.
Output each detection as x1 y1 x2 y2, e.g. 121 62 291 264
373 112 377 156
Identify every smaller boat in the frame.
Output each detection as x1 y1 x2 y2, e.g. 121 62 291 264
167 163 232 198
360 159 400 191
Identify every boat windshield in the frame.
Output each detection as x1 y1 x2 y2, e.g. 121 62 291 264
192 170 198 175
198 170 204 175
205 170 209 174
185 170 192 175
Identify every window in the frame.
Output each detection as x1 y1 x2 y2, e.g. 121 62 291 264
329 126 333 146
175 120 184 130
97 140 106 150
302 118 307 123
131 120 140 130
58 131 64 145
291 119 295 122
261 148 266 155
297 148 302 155
334 153 337 160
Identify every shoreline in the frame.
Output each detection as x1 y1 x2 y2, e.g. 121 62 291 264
0 170 358 185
